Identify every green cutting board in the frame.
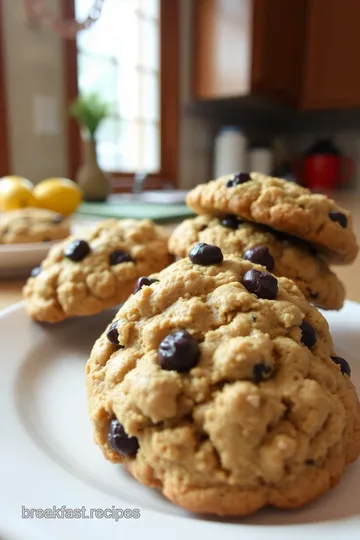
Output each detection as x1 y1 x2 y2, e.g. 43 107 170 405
77 201 195 223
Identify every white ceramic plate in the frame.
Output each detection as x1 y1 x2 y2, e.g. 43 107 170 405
0 221 97 278
0 302 360 540
0 241 59 278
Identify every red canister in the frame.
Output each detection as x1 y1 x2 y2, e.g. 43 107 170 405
294 139 354 190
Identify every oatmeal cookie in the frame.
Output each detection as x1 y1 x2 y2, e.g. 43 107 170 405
86 248 360 516
169 215 344 310
186 172 358 263
0 207 70 244
23 219 171 323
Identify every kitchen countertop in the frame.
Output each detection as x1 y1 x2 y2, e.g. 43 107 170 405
1 196 360 310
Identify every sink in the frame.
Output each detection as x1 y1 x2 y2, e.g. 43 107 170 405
110 190 187 205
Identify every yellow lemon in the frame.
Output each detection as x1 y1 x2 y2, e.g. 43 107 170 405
33 178 82 216
0 183 36 211
0 175 33 190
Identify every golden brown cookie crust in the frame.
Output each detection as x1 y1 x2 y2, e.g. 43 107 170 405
23 219 171 323
169 215 345 310
186 173 358 264
86 255 360 516
0 207 70 244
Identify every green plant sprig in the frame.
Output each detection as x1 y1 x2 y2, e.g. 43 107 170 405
70 93 111 138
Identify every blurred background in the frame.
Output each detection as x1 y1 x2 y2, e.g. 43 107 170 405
1 0 360 199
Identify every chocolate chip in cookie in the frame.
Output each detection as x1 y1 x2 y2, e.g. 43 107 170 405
221 215 242 230
134 277 159 293
300 321 317 349
110 250 133 265
189 243 223 265
158 330 200 372
107 321 121 345
243 245 275 271
331 355 351 377
241 269 278 300
226 172 251 187
306 287 319 300
329 211 348 228
252 363 273 383
108 418 139 456
64 239 91 262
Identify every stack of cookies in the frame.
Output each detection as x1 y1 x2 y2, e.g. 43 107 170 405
19 172 360 517
169 172 359 310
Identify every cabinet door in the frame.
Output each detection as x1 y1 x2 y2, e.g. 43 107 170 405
303 0 360 109
251 0 307 106
193 0 253 99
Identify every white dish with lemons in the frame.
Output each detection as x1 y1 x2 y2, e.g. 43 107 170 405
0 176 82 277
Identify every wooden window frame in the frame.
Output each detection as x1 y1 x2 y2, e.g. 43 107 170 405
0 0 10 176
63 0 179 192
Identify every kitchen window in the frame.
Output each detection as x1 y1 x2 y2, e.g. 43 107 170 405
64 0 179 188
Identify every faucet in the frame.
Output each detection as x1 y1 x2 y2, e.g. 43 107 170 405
132 171 174 194
132 172 147 194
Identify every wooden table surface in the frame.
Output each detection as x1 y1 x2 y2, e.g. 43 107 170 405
1 198 360 310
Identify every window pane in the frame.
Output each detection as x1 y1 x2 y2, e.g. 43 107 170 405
77 0 139 59
96 119 138 172
140 72 159 121
96 116 118 145
96 117 119 171
118 120 141 170
112 3 139 67
75 0 161 173
139 19 159 71
142 123 160 172
116 68 140 121
139 0 159 20
97 118 160 173
75 0 93 21
78 53 118 104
